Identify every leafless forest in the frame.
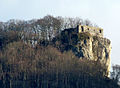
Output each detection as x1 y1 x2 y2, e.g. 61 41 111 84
0 15 119 88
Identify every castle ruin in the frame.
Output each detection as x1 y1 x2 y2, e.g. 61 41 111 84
77 25 103 37
59 25 111 76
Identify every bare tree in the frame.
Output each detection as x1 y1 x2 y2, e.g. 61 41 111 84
84 19 93 26
36 15 61 40
111 65 120 83
58 17 83 29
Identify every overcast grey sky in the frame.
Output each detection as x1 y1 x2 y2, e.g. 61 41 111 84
0 0 120 65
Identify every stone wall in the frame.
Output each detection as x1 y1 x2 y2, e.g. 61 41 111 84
77 25 103 37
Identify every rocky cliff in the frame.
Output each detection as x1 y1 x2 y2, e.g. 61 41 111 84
76 33 111 75
53 25 111 76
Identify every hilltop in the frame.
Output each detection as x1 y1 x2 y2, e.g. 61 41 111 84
0 15 119 88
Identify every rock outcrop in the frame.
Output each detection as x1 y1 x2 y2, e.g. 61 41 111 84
53 25 111 76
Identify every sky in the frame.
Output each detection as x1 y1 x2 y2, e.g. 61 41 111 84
0 0 120 65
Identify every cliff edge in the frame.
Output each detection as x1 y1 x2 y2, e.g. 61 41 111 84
53 25 111 76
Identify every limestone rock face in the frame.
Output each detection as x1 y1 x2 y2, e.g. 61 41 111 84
53 25 111 76
92 36 111 74
74 33 111 76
